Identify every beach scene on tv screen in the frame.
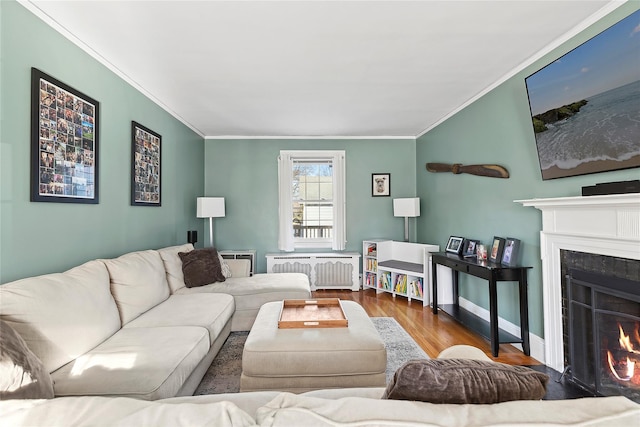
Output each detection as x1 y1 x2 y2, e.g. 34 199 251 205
525 9 640 180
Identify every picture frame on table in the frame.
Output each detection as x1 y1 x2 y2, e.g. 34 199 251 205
131 121 161 206
501 237 521 266
30 67 99 204
461 239 479 257
489 236 506 263
371 173 390 197
476 244 488 261
445 236 464 254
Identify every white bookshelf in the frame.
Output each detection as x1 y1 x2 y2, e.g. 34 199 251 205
362 239 388 291
363 240 439 307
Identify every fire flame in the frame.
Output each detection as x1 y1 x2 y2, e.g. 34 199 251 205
619 324 635 352
606 323 640 384
607 351 634 381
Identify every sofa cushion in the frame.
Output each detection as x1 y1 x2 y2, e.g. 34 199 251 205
227 259 251 278
218 253 232 278
0 320 54 399
157 243 193 293
0 260 120 373
51 326 209 400
178 247 226 287
175 273 311 331
0 395 257 427
382 358 549 404
101 250 170 325
176 273 310 312
256 393 640 427
124 293 235 344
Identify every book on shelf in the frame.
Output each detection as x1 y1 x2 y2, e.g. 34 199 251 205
394 274 407 294
379 272 391 290
365 273 375 287
410 278 423 298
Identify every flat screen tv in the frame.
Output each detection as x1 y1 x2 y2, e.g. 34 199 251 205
525 9 640 180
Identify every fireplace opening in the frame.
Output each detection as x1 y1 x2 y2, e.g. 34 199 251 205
565 268 640 402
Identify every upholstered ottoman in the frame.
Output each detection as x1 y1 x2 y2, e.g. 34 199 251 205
240 300 387 392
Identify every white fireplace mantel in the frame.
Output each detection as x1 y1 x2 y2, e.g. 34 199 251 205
517 193 640 372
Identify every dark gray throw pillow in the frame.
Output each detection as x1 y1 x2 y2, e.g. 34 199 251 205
382 358 549 404
0 320 55 399
178 247 226 287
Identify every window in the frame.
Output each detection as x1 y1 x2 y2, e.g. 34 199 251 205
278 150 346 251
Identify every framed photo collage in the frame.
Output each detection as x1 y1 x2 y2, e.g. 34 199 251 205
31 68 98 203
30 68 162 207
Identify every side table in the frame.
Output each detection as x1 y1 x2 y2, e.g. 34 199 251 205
431 252 531 357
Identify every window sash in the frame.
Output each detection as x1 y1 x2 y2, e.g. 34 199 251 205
278 150 345 251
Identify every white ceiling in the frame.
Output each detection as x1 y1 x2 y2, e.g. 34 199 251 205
21 0 624 139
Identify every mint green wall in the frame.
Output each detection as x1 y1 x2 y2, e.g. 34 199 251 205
416 3 640 339
204 139 416 273
0 1 205 283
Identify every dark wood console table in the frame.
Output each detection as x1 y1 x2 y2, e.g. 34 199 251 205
431 252 531 357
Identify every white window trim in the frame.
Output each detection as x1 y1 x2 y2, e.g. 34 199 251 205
278 150 346 251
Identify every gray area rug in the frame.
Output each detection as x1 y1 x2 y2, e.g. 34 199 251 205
194 317 428 395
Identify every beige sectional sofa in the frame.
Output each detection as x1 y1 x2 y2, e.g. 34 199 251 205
1 388 638 426
0 243 311 400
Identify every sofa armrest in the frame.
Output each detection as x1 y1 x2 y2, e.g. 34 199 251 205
226 259 251 277
437 344 492 361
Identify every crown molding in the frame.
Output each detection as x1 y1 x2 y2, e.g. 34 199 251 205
204 135 416 140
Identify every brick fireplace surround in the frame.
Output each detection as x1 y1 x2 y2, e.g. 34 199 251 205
519 193 640 373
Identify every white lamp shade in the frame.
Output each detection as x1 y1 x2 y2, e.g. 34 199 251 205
393 198 420 217
197 197 225 218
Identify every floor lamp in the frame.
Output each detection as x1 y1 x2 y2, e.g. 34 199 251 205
197 197 225 247
393 198 420 242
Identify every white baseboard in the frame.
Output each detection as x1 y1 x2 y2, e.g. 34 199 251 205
458 297 546 364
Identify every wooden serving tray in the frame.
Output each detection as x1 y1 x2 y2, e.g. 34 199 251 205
278 298 348 329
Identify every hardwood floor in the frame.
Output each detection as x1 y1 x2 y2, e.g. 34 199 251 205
312 288 541 366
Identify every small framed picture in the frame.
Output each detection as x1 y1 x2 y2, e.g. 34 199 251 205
462 239 479 257
476 244 488 261
372 173 390 197
501 237 521 266
445 236 464 254
489 237 506 263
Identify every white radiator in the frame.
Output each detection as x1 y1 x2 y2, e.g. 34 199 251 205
266 252 361 291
